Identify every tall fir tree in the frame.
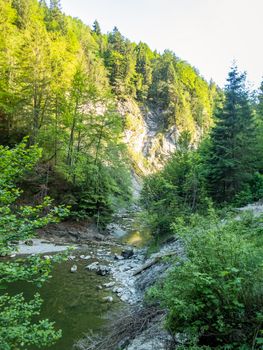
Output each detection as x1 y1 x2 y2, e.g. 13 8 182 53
256 80 263 172
92 19 101 35
206 65 256 203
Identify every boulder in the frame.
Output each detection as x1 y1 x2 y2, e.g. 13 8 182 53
70 264 78 273
103 281 115 288
85 262 111 276
97 265 111 276
103 296 113 303
121 249 134 259
114 253 124 260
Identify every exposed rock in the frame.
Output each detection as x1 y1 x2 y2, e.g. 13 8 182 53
85 261 99 271
97 265 111 276
106 223 127 238
68 255 76 260
103 282 115 288
121 249 134 259
70 264 78 273
38 220 106 244
126 328 172 350
237 201 263 217
80 254 91 260
114 254 124 260
85 262 111 276
25 239 34 246
43 255 52 260
117 99 184 174
102 296 113 303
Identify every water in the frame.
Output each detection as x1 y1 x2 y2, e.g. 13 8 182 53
4 247 122 350
4 209 151 350
122 229 151 247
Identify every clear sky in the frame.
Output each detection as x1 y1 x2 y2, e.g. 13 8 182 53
60 0 263 88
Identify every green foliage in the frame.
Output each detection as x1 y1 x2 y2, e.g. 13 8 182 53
148 213 263 349
255 80 263 172
0 0 217 223
0 140 69 349
141 134 208 236
205 66 258 204
0 293 61 350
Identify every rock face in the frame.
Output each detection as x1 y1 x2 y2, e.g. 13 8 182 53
117 100 182 175
38 221 105 244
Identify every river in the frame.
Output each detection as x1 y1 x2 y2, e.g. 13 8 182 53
4 209 150 350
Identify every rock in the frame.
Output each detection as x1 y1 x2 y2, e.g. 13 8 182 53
80 255 91 260
70 264 77 273
43 255 52 260
25 240 34 246
123 265 132 272
97 265 111 276
114 254 124 260
121 249 134 259
97 285 103 290
113 287 123 294
86 261 99 271
103 296 113 303
103 281 115 288
120 294 130 302
85 262 111 276
68 255 76 260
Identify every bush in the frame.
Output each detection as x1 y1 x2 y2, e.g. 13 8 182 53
148 213 263 349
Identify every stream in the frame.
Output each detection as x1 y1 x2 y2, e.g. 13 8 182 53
4 207 150 350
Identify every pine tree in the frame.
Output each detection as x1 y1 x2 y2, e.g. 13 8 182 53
206 65 256 203
257 80 263 116
255 80 263 172
92 19 101 35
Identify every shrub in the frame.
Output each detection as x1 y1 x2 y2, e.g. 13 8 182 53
149 214 263 348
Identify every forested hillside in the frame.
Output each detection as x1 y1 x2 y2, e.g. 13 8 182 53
1 1 263 350
0 0 217 221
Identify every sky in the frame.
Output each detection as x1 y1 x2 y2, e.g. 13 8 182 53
60 0 263 88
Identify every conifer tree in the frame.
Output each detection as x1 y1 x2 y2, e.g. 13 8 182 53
206 65 256 203
92 19 101 35
255 80 263 172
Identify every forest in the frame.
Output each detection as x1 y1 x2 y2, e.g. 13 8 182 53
0 0 262 349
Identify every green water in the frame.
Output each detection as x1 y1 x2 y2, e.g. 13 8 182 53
4 211 151 350
5 250 121 350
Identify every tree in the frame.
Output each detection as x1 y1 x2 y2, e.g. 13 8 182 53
256 80 263 172
0 140 69 350
135 42 153 100
206 65 257 203
92 19 101 35
141 132 208 236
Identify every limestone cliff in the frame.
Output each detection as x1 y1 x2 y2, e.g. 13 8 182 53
118 99 203 176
